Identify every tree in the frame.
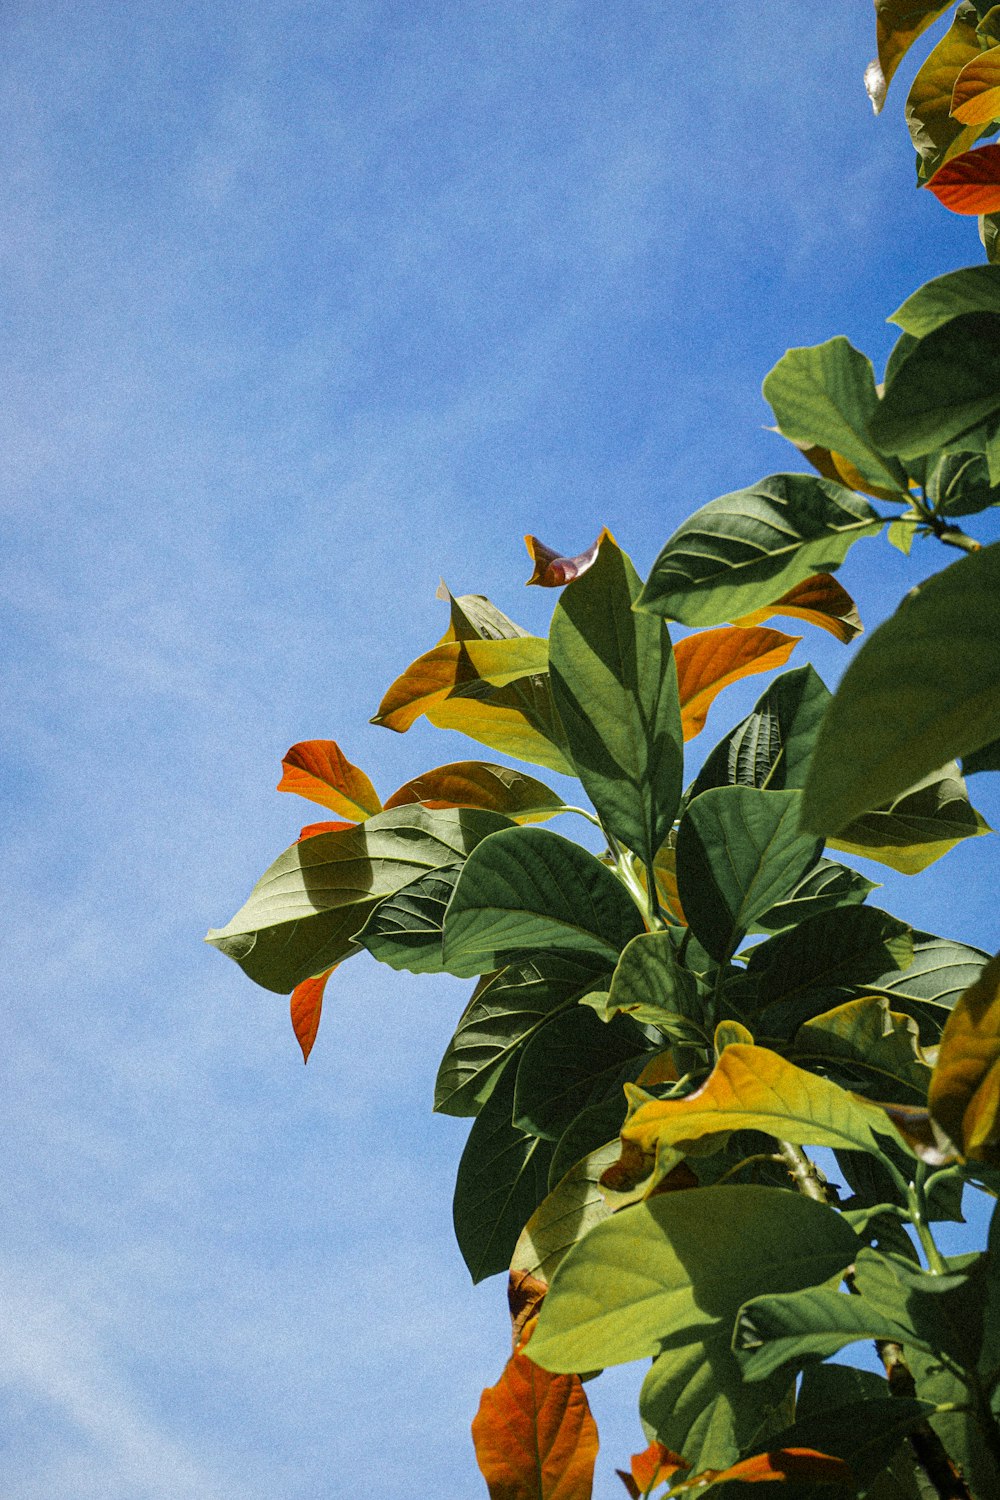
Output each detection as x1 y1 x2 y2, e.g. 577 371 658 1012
206 9 1000 1498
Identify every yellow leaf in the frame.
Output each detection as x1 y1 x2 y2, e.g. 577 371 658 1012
277 740 382 820
929 952 1000 1163
951 42 1000 124
675 627 799 741
792 438 909 504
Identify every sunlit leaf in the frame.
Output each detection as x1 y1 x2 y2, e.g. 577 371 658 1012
384 761 565 823
953 41 1000 123
929 952 1000 1162
438 584 532 643
373 636 549 728
676 788 822 961
277 740 382 820
289 967 333 1063
524 529 610 587
472 1348 599 1500
874 1 954 96
762 336 908 493
638 475 882 627
296 820 354 841
455 1054 554 1283
549 534 683 866
735 1280 910 1384
867 931 990 1037
511 1141 621 1286
890 264 1000 335
793 996 932 1105
926 143 1000 212
792 436 909 503
732 573 863 644
205 805 509 993
443 827 644 976
616 1442 687 1498
527 1182 857 1370
434 955 605 1118
828 763 990 875
905 7 985 180
675 626 799 741
801 544 1000 834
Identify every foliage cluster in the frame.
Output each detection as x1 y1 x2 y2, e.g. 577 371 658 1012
207 11 1000 1498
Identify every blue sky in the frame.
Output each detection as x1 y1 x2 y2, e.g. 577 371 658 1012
2 3 1000 1496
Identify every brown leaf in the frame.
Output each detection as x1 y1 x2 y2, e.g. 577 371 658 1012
733 574 863 645
929 952 1000 1163
384 760 565 823
672 1448 853 1490
615 1471 641 1499
290 968 334 1063
472 1350 599 1500
524 530 613 587
675 626 800 740
508 1269 549 1353
926 144 1000 213
277 740 382 820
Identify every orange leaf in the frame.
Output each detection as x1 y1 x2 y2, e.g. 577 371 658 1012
951 44 1000 125
524 530 614 587
792 439 908 504
926 144 1000 213
675 627 799 740
508 1269 549 1353
296 820 354 842
928 952 1000 1164
672 1448 852 1490
620 1441 687 1496
290 968 334 1063
732 574 862 645
384 760 564 823
472 1350 599 1500
277 740 382 820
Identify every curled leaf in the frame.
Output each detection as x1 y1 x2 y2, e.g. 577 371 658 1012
616 1441 687 1497
732 574 862 644
675 627 800 740
671 1449 853 1490
385 761 565 823
278 741 382 820
929 951 1000 1163
874 2 953 96
926 145 1000 213
952 42 1000 123
525 530 613 587
290 967 334 1063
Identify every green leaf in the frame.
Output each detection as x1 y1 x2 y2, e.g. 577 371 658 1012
355 864 462 974
512 1006 650 1141
828 763 990 875
925 451 1000 517
686 665 832 803
676 788 822 961
874 1 955 96
546 1094 650 1191
735 1281 909 1383
510 1141 620 1285
904 5 986 181
434 954 607 1118
793 996 932 1105
869 314 1000 461
637 474 883 628
601 930 708 1043
870 931 991 1037
205 806 510 993
762 336 908 493
801 543 1000 833
906 1343 1000 1496
526 1181 857 1366
743 1397 937 1493
749 905 915 1039
890 264 1000 336
453 1054 554 1284
855 1246 987 1365
442 826 645 975
964 735 1000 773
548 533 683 866
752 858 878 935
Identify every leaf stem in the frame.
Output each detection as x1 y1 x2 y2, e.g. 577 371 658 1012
563 804 605 830
908 1164 948 1276
714 1152 784 1186
775 1140 831 1204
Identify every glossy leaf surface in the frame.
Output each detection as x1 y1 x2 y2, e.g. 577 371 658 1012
549 535 683 865
638 474 881 627
472 1349 599 1500
802 543 1000 833
674 626 799 741
277 740 382 819
927 144 1000 212
384 760 565 823
443 827 644 976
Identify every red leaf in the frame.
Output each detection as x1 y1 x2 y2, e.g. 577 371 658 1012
524 529 614 587
675 626 800 740
290 969 333 1064
926 145 1000 214
672 1447 853 1489
277 740 382 819
296 820 354 842
629 1441 688 1494
473 1350 599 1500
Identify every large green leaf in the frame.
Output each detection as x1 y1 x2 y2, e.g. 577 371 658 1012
206 806 509 993
855 1247 987 1366
686 665 832 803
735 1281 910 1383
676 788 822 961
548 534 683 866
925 451 1000 517
453 1054 554 1284
904 6 986 181
890 264 1000 336
355 864 463 974
601 929 708 1043
965 735 1000 774
752 859 877 935
434 954 607 1118
801 543 1000 833
748 905 914 1039
762 336 908 494
828 763 990 875
637 474 883 627
739 1397 937 1494
512 1005 650 1141
526 1184 858 1372
510 1141 620 1285
442 826 644 975
793 996 932 1105
869 314 1000 461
